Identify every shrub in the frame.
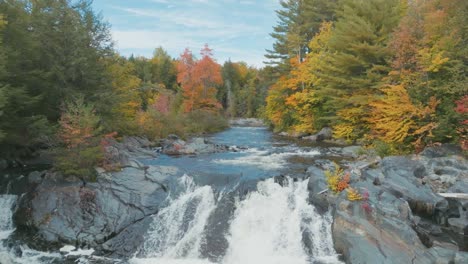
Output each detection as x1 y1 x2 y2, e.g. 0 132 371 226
54 96 103 182
347 187 363 201
325 163 350 193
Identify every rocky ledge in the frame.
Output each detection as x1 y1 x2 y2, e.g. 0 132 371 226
307 145 468 263
11 137 183 259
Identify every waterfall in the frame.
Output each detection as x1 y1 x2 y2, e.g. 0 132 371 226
0 194 61 264
135 175 217 263
222 178 339 264
0 195 16 239
132 176 341 264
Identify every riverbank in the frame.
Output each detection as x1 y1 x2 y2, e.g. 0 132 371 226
0 123 467 263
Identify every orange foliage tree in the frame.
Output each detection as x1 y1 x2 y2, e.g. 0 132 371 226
177 45 222 113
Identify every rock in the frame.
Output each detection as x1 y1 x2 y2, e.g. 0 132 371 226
454 252 468 264
341 146 363 158
302 135 317 141
162 137 229 155
27 171 44 184
229 118 264 127
103 136 158 168
420 144 463 158
306 166 330 213
0 159 8 170
15 164 180 255
329 153 468 264
278 132 289 137
101 216 154 258
316 127 333 142
448 218 467 235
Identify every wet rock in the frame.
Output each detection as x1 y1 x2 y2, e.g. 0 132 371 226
162 137 229 155
306 166 330 213
101 216 154 258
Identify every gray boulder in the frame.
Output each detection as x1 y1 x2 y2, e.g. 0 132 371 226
162 137 228 155
15 164 180 256
328 154 467 264
306 166 330 213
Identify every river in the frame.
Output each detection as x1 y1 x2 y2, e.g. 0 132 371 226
0 126 342 264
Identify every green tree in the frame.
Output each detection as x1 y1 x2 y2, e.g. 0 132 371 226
265 0 337 72
150 47 177 91
320 0 403 140
55 96 103 182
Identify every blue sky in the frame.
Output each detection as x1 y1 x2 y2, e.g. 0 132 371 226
92 0 281 67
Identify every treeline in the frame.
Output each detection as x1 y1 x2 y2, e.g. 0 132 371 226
0 0 269 164
264 0 467 153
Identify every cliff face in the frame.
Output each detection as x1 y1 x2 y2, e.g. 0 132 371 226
308 145 468 264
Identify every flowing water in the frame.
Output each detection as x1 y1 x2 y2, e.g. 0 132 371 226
0 126 341 263
132 127 341 264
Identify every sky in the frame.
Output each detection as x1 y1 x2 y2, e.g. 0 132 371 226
92 0 281 68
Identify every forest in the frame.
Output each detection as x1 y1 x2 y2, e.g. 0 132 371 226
264 0 467 154
0 0 466 177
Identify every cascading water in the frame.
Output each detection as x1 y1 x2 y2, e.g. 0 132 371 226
0 195 61 264
136 175 217 263
132 176 341 264
223 177 339 264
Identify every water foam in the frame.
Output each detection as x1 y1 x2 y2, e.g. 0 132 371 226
0 194 62 264
133 176 341 264
222 178 340 264
134 175 217 263
213 148 320 170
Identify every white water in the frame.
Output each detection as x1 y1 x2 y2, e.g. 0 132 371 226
132 176 341 264
0 194 61 264
213 148 320 170
134 175 217 263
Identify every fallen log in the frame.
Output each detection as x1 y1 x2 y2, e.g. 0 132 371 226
438 193 468 199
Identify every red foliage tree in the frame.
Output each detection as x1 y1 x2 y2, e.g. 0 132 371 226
177 45 222 112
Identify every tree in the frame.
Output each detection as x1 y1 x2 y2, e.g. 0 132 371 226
55 96 103 182
368 85 439 150
0 0 112 157
265 0 337 72
320 0 403 141
178 45 222 113
150 47 177 90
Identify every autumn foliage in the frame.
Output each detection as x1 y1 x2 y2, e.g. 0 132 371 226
55 97 103 181
325 163 350 193
178 44 222 113
264 0 466 152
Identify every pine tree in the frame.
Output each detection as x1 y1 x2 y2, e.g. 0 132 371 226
320 0 403 141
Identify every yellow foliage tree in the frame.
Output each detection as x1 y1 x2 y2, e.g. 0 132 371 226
368 84 439 149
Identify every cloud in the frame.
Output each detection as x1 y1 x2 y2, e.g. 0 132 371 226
100 0 281 67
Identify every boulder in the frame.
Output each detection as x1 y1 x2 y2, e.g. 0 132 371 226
306 166 331 214
162 137 229 155
328 154 468 264
316 127 333 142
15 164 180 256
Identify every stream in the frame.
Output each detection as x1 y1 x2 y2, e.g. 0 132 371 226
0 126 342 264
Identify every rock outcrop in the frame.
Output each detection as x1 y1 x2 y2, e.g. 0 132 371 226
162 135 229 155
307 145 468 263
13 137 182 258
